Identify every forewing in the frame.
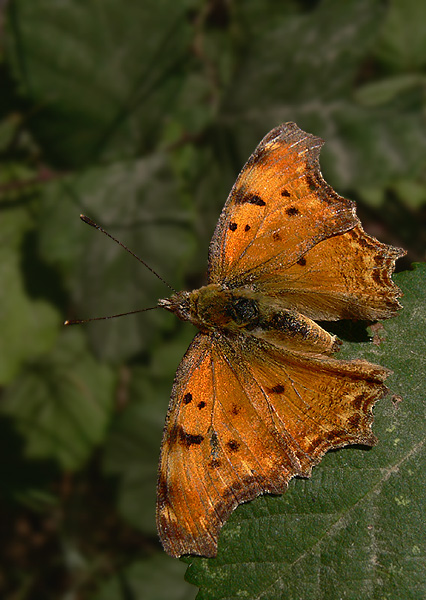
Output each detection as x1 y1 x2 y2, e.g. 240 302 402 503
157 332 294 558
254 224 405 321
157 331 389 558
207 122 358 286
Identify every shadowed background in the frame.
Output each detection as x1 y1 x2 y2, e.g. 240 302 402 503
0 1 425 598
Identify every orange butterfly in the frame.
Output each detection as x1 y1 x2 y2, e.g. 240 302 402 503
155 123 405 558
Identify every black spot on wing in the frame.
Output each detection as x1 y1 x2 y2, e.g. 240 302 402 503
272 231 281 242
281 189 290 197
247 195 266 206
169 425 204 447
198 401 206 409
226 439 240 452
183 392 192 405
229 222 238 231
235 190 266 206
244 224 251 232
297 256 306 266
268 384 285 394
286 206 299 216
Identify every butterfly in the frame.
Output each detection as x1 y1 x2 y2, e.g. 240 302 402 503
155 122 405 558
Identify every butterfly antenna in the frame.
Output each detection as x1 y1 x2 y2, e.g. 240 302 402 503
64 306 158 326
79 214 177 293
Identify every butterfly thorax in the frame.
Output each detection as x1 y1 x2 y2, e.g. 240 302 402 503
159 284 339 355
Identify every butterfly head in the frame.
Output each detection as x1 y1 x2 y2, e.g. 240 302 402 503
158 291 192 323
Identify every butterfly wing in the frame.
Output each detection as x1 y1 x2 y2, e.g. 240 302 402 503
207 122 404 321
157 330 388 558
207 122 357 286
254 224 405 321
157 331 294 558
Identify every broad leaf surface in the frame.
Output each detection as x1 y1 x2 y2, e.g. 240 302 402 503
5 0 191 166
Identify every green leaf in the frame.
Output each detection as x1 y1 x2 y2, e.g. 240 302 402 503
102 325 196 535
5 0 192 166
219 0 426 190
185 265 426 600
0 114 20 152
38 153 196 361
375 0 426 71
0 415 59 509
355 74 426 107
0 207 60 384
390 179 426 210
1 327 117 470
94 554 197 600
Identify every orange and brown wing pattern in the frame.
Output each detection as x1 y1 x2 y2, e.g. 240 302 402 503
156 331 389 558
208 122 358 286
254 223 405 321
157 332 294 558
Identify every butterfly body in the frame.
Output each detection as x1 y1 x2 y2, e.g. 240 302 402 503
155 123 405 558
160 284 338 354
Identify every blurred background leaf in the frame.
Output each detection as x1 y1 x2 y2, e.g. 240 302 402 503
0 0 424 598
5 0 192 165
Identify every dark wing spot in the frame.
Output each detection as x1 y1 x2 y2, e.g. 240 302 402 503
231 404 241 415
297 257 306 266
168 424 179 445
226 439 240 452
208 459 222 469
197 401 206 409
306 173 317 192
372 269 382 285
286 206 299 216
281 189 290 197
183 392 192 405
272 231 281 242
229 222 238 231
177 426 204 447
238 194 266 206
269 384 285 394
244 224 251 232
157 474 169 504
